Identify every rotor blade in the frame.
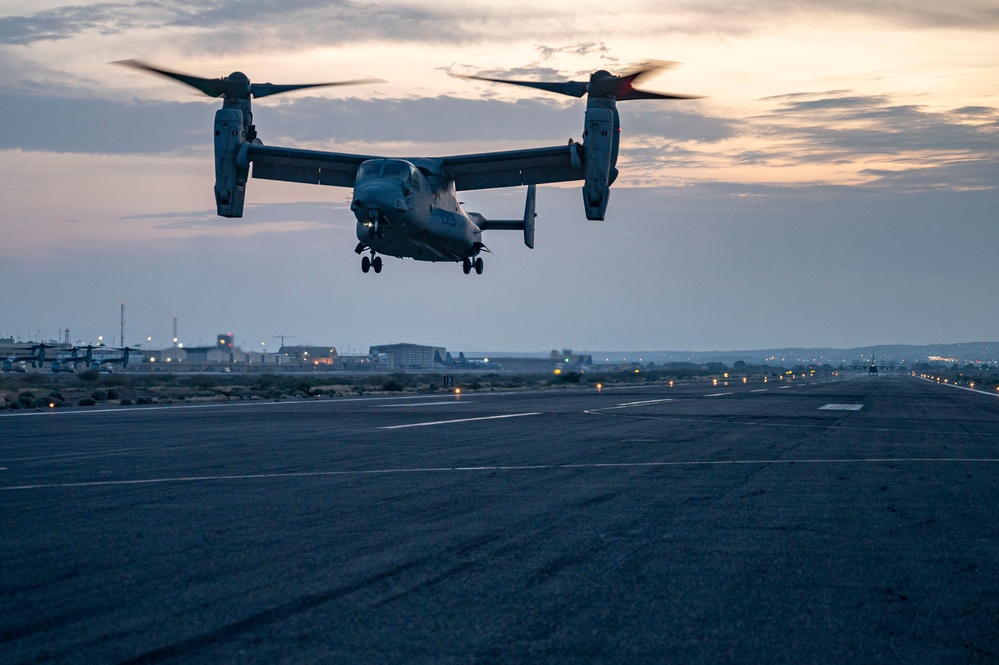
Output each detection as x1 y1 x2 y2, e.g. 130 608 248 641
116 60 384 99
449 71 588 98
250 78 383 99
617 89 703 101
616 60 677 89
612 60 701 100
113 59 231 97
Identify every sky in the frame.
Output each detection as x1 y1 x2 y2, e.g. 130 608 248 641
0 0 996 353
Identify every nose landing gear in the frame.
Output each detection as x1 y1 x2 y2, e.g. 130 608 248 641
361 253 383 274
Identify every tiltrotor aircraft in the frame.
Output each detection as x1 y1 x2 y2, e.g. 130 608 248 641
117 60 696 274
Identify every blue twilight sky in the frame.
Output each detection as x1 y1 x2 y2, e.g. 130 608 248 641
0 1 996 353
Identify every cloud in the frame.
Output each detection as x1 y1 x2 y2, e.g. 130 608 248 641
0 91 213 153
724 91 999 189
673 0 999 32
3 1 996 53
0 2 177 45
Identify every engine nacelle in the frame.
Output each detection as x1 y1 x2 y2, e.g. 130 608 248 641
213 108 248 217
581 104 619 220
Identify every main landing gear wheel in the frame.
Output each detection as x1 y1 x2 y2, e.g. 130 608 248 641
372 256 382 273
361 255 371 273
462 258 472 274
474 257 484 275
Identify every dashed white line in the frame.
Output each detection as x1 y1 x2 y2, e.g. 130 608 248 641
587 398 675 413
5 457 998 491
705 392 733 398
819 404 864 411
751 389 769 393
380 412 541 430
617 398 675 407
375 401 467 408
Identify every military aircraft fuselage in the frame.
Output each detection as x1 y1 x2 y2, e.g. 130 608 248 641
350 158 481 262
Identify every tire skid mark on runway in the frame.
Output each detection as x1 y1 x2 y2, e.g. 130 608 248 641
117 559 427 664
5 458 999 492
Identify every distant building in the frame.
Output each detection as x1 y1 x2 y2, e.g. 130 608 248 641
369 343 446 369
183 346 241 364
550 349 593 367
279 345 338 366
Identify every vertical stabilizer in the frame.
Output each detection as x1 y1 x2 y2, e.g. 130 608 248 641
524 184 537 249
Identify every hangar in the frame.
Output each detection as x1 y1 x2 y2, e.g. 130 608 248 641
369 343 447 369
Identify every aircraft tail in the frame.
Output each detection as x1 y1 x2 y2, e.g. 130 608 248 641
475 184 537 249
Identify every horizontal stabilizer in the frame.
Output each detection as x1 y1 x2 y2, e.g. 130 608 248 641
476 184 537 249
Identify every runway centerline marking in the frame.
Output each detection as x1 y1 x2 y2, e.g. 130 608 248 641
592 399 675 412
751 389 769 393
380 412 541 429
5 458 999 491
375 401 468 408
706 392 733 398
819 404 864 411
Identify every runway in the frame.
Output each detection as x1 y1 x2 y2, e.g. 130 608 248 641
2 375 998 662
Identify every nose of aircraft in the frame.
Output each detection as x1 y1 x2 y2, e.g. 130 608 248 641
351 180 409 215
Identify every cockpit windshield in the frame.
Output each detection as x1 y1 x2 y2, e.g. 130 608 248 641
355 161 382 181
355 159 417 185
381 162 410 180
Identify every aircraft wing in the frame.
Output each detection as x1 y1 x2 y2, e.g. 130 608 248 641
247 142 585 191
247 144 377 188
440 143 585 191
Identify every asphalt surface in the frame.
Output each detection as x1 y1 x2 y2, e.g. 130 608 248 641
2 375 998 663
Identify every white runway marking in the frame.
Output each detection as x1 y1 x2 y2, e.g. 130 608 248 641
616 398 674 407
778 386 792 390
5 457 998 491
921 377 999 398
706 392 733 398
819 404 864 411
380 412 541 430
0 393 483 418
375 401 468 408
751 389 769 393
588 399 674 413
